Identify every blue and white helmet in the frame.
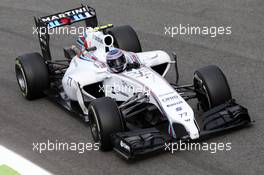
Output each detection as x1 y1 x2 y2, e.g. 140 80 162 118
106 49 127 73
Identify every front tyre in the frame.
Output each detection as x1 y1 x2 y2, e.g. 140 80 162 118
15 53 49 100
194 65 232 111
107 25 142 53
88 97 124 151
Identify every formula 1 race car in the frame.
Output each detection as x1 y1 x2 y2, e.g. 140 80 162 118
15 5 252 159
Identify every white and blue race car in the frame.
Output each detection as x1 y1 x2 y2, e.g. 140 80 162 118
15 5 252 159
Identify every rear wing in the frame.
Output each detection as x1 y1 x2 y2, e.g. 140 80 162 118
34 5 98 60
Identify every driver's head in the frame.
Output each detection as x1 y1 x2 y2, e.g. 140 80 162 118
106 49 127 73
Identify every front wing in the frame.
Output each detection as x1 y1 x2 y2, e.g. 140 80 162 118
111 99 252 159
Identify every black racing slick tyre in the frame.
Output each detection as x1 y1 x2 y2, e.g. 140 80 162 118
88 97 124 151
107 25 142 53
194 65 232 111
15 52 49 100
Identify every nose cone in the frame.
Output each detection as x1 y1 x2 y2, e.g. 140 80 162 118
189 131 199 140
184 120 199 139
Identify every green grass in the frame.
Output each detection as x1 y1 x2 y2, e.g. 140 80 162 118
0 165 20 175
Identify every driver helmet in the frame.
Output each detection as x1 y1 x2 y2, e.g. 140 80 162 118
106 49 127 73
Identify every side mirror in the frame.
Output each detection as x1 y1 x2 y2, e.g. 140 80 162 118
172 52 179 85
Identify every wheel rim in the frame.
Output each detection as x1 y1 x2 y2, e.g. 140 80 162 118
89 106 101 144
15 64 27 94
194 75 211 110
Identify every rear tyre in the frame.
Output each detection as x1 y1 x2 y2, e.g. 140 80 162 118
194 65 232 111
15 52 49 100
88 97 124 151
107 25 142 53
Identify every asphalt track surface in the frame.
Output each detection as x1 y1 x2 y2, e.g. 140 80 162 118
0 0 263 175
